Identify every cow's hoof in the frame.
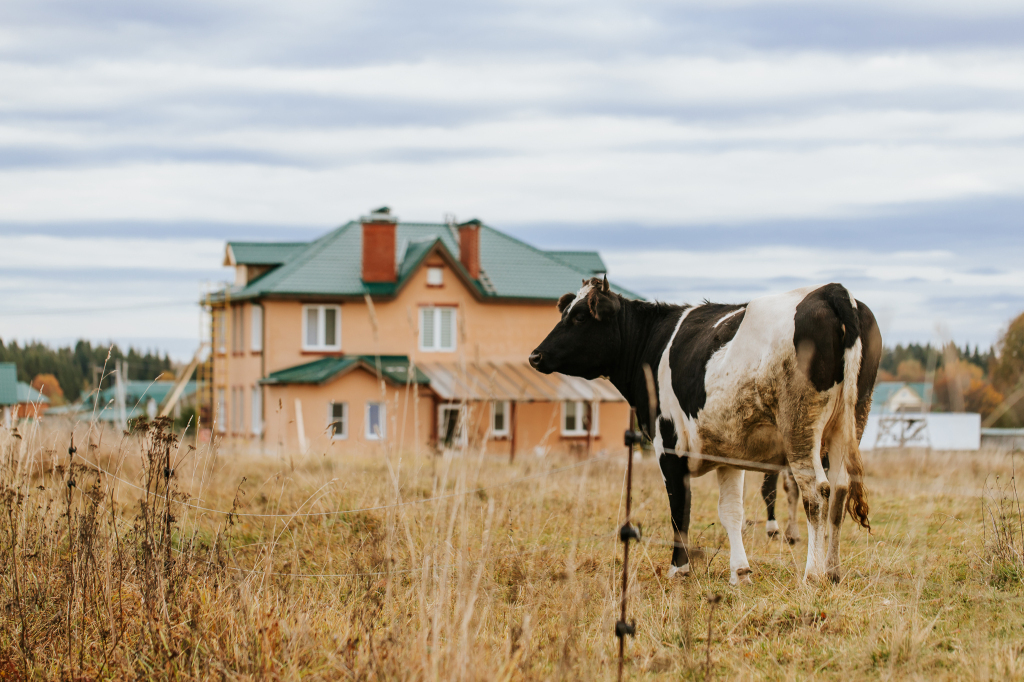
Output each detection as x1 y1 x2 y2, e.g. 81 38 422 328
803 571 830 586
731 567 753 586
826 569 841 584
785 523 801 544
668 563 690 579
766 520 779 539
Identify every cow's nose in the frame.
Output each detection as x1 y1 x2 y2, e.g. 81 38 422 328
529 351 543 369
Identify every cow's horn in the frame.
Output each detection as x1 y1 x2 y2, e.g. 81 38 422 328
602 274 610 292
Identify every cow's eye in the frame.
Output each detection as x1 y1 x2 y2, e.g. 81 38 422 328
573 310 588 324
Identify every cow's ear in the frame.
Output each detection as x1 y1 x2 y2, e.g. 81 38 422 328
557 293 574 313
590 291 621 321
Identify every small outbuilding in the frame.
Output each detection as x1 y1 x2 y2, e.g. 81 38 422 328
0 362 51 426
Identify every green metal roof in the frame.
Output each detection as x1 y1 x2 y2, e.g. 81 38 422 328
0 363 17 406
872 381 933 411
545 251 606 275
96 380 197 408
227 242 307 265
214 220 641 303
16 382 50 405
261 355 430 386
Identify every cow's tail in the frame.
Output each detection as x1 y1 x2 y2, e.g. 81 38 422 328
824 284 861 350
829 287 871 531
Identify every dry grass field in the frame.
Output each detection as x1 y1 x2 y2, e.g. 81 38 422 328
1 419 1023 681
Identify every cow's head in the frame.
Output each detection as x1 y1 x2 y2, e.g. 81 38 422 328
529 275 622 379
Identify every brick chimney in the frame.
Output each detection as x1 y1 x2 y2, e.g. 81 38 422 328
361 207 398 283
458 219 481 280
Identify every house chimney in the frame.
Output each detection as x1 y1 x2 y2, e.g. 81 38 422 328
458 219 481 280
361 207 398 283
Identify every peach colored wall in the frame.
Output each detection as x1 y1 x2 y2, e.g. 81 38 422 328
449 398 632 459
261 367 435 455
211 254 629 455
213 303 265 436
258 257 566 375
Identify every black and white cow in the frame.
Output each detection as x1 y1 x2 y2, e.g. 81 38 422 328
530 277 881 584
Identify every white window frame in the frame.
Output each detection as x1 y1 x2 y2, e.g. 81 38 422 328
426 266 444 286
365 402 386 440
251 386 263 436
302 304 342 351
328 401 348 440
491 400 510 438
419 306 457 352
250 305 263 353
561 400 598 436
437 404 468 447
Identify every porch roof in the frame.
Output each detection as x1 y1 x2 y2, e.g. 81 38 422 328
261 355 430 386
417 362 625 403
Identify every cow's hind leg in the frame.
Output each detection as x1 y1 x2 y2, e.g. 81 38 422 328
789 418 830 583
659 452 691 578
782 469 801 544
717 467 752 585
761 472 780 539
823 437 857 583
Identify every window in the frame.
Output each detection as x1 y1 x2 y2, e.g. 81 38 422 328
491 400 510 437
438 405 467 447
251 305 263 352
366 402 386 440
329 401 348 440
215 310 226 354
251 386 263 436
562 400 598 436
216 388 226 433
232 306 244 353
426 266 443 286
302 305 341 351
232 386 245 434
420 306 456 352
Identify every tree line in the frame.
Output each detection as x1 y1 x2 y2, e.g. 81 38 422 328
0 339 173 404
877 312 1024 426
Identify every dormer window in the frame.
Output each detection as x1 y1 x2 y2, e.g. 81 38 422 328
426 266 443 287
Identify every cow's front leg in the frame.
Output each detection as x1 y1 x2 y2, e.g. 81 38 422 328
760 472 780 539
782 469 802 544
659 452 691 578
717 466 752 585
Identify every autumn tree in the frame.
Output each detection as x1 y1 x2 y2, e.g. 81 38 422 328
895 359 925 382
932 359 1004 419
31 373 65 405
989 311 1024 426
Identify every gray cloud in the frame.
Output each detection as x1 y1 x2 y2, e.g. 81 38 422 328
1 0 1023 352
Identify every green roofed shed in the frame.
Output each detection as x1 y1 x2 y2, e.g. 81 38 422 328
0 363 17 406
16 383 49 405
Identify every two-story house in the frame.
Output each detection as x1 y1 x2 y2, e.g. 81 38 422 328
208 208 639 457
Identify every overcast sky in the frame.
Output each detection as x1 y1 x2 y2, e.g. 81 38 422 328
1 0 1023 360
